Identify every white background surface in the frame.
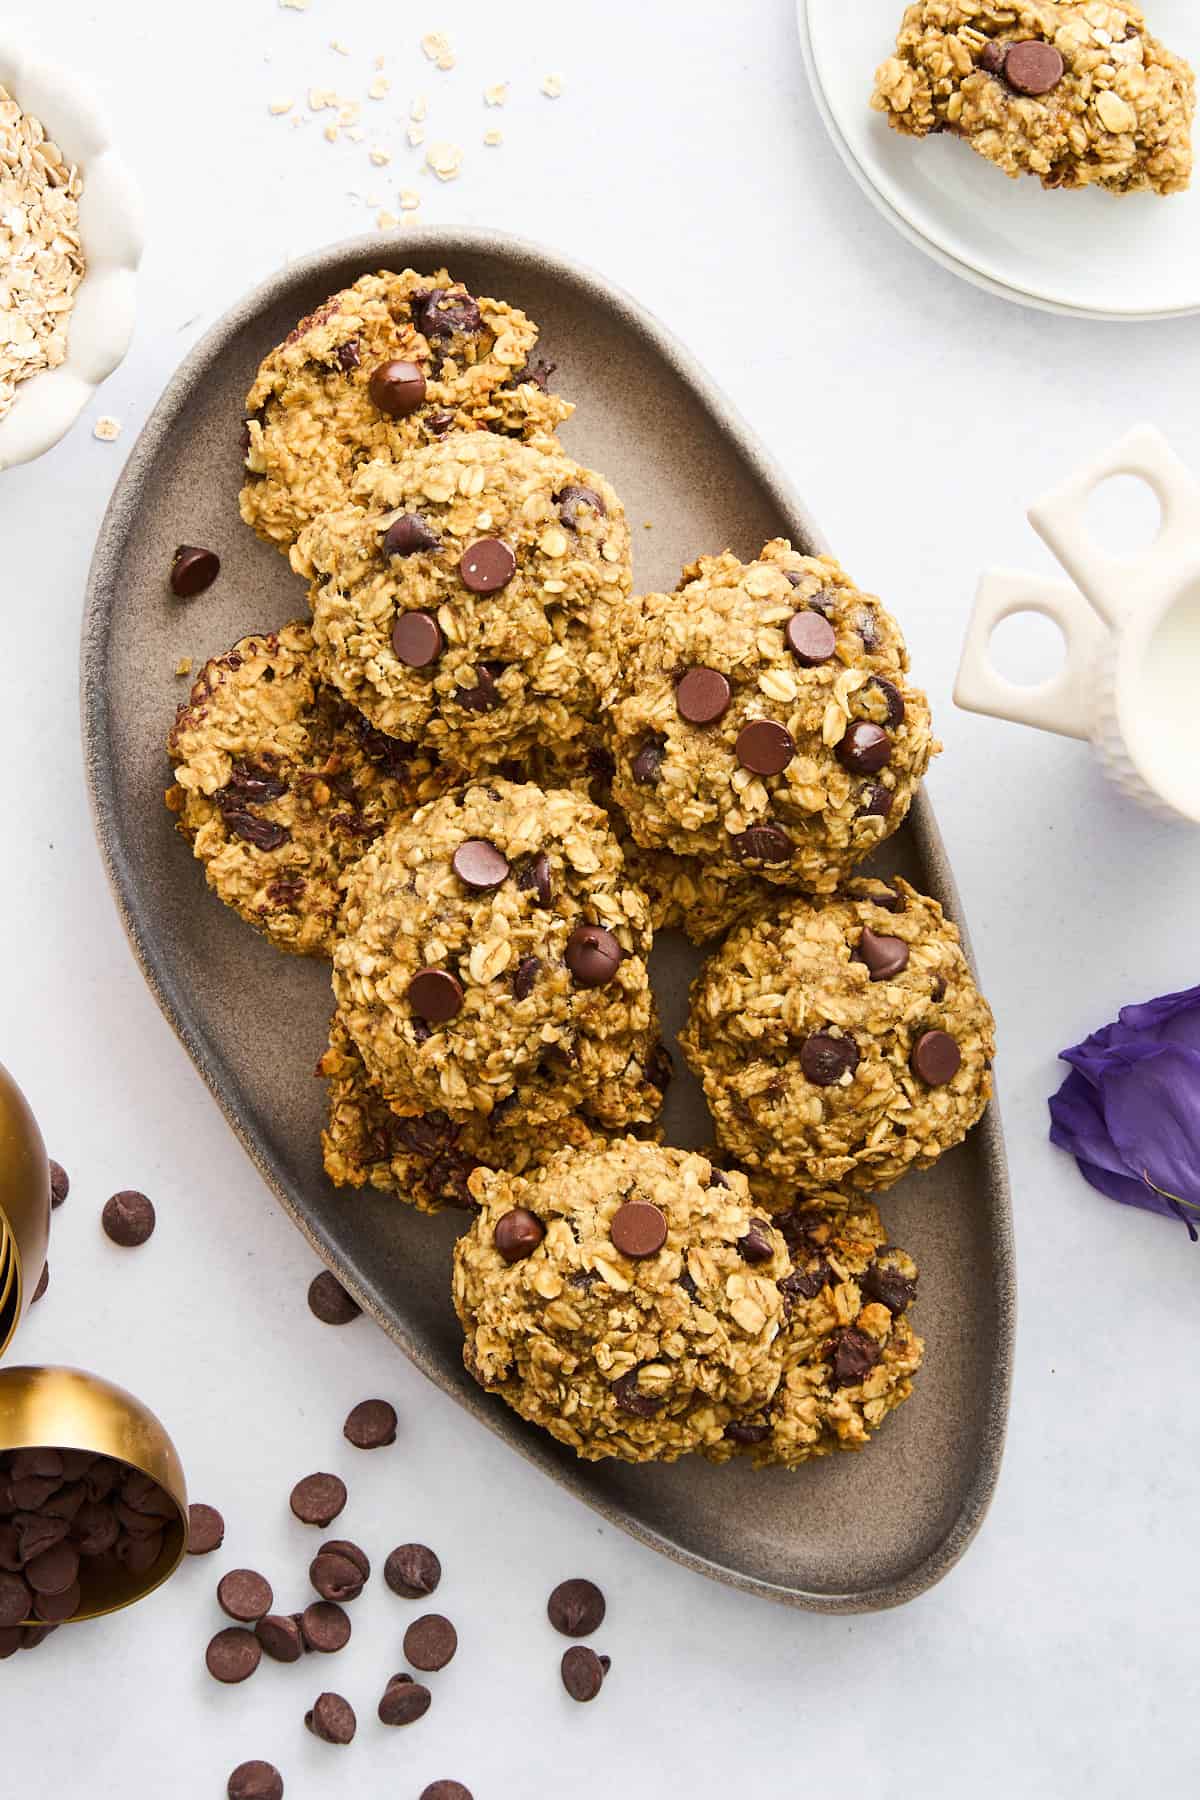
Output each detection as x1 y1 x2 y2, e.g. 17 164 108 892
2 2 1198 1794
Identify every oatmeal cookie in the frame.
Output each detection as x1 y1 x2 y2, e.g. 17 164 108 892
333 779 667 1130
872 2 1194 195
608 541 937 896
240 268 572 552
680 877 995 1193
708 1203 923 1468
452 1140 790 1462
165 622 448 956
298 433 631 771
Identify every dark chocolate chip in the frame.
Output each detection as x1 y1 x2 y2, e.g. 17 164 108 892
404 1612 457 1671
384 1542 441 1599
206 1626 262 1684
779 1264 833 1308
0 1573 31 1628
855 928 910 982
227 1761 284 1800
826 1326 882 1388
383 512 440 557
33 1581 80 1622
516 850 553 906
255 1613 305 1663
837 721 892 774
307 1271 360 1326
609 1200 667 1260
378 1676 432 1726
335 337 361 371
170 545 220 599
737 1219 775 1266
631 736 666 785
494 1208 545 1264
859 784 894 820
786 610 837 665
735 719 794 776
547 1578 606 1638
392 610 444 667
724 1420 772 1445
675 666 731 725
301 1601 351 1654
408 968 464 1023
413 288 481 339
218 1569 273 1623
799 1033 860 1087
611 1369 663 1418
289 1473 347 1528
911 1030 962 1087
457 663 504 712
512 954 541 1001
729 824 792 865
71 1503 118 1557
310 1550 365 1603
1004 39 1065 95
460 538 516 594
561 1645 608 1702
320 1538 370 1581
101 1190 155 1247
25 1542 79 1597
48 1161 69 1208
368 360 426 417
862 1263 918 1315
421 1785 472 1800
222 761 287 803
872 676 906 727
979 39 1008 74
556 484 607 529
452 838 510 891
224 808 292 851
858 607 880 652
306 1691 356 1744
343 1399 397 1450
565 924 622 987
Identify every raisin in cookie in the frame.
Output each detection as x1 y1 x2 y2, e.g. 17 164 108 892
333 779 667 1130
608 541 937 895
680 878 995 1193
166 622 448 956
872 2 1194 195
709 1203 923 1468
452 1140 790 1463
298 433 631 772
240 268 572 553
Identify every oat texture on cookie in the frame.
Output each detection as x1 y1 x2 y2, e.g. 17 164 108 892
298 432 632 771
240 268 572 552
608 540 937 894
332 779 667 1130
166 622 449 956
871 1 1195 195
680 878 995 1193
452 1140 790 1462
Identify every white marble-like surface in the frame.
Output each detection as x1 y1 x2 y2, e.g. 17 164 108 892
2 1 1198 1793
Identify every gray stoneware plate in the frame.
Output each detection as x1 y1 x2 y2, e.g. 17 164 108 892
82 228 1015 1613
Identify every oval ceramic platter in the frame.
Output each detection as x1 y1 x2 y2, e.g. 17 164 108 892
82 229 1014 1613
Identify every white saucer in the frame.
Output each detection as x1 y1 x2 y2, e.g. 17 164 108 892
799 0 1200 321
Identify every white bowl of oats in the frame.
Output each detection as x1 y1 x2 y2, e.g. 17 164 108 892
0 37 142 470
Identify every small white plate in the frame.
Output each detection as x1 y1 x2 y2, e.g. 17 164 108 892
799 0 1200 320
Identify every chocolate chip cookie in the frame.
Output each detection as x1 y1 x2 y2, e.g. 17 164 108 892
608 541 937 895
332 779 667 1131
166 622 449 955
680 878 995 1193
452 1140 790 1462
240 268 572 553
298 433 631 771
872 2 1194 195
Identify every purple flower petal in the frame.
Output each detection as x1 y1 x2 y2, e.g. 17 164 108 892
1048 1069 1137 1181
1099 1043 1200 1222
1118 983 1200 1037
1062 984 1200 1086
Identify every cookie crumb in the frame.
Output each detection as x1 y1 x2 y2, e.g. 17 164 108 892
369 75 390 101
377 209 400 230
175 657 192 677
426 141 462 181
484 82 508 107
541 73 564 99
399 188 421 211
483 129 503 147
93 415 121 442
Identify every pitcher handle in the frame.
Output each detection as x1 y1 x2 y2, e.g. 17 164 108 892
954 570 1108 743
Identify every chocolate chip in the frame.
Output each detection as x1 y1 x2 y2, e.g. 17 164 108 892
457 663 503 712
206 1626 262 1684
516 850 553 905
1004 39 1065 95
307 1271 360 1326
408 968 464 1024
306 1691 356 1744
512 954 541 1000
404 1612 457 1671
31 1264 48 1303
383 512 440 557
561 1645 608 1702
10 1478 61 1513
227 1761 284 1800
320 1538 370 1582
735 719 794 776
724 1420 772 1446
632 736 666 785
368 360 426 417
862 1263 918 1315
611 1369 663 1418
826 1326 882 1388
378 1676 432 1726
859 784 894 820
170 545 220 599
460 538 516 594
33 1581 80 1622
979 40 1007 74
494 1208 545 1263
48 1160 69 1208
675 666 731 725
857 607 880 652
565 924 622 987
737 1219 775 1266
421 1785 472 1800
384 1542 441 1599
25 1542 79 1596
343 1398 397 1450
71 1503 118 1556
871 676 906 728
392 610 444 667
786 610 837 665
301 1601 351 1654
911 1030 962 1087
855 928 910 981
452 838 510 891
414 288 481 339
310 1551 365 1603
556 484 607 529
101 1190 155 1247
336 336 361 371
729 824 792 865
0 1573 31 1627
289 1473 347 1528
837 721 891 774
255 1613 305 1662
799 1033 860 1087
931 975 947 1003
609 1200 667 1259
218 1569 274 1623
223 809 290 851
780 1264 832 1308
547 1578 606 1638
222 761 287 803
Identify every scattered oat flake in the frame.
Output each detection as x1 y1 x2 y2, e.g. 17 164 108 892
400 188 421 211
93 416 121 442
410 95 428 122
407 123 426 147
175 658 192 677
422 32 453 65
484 129 503 147
346 126 365 142
377 209 399 230
542 73 564 98
330 39 350 55
279 0 310 9
368 76 390 100
369 146 391 166
426 141 462 181
324 124 340 143
309 87 338 111
375 54 386 70
338 101 361 125
484 83 508 107
268 98 294 116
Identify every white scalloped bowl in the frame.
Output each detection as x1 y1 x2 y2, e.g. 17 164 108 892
0 37 142 471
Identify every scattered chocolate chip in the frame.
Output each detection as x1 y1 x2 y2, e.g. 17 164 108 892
206 1626 262 1684
632 736 666 785
735 719 795 776
826 1326 882 1389
871 676 906 728
385 1542 442 1599
170 545 220 599
737 1219 775 1266
675 666 731 725
421 1785 472 1800
724 1420 772 1446
494 1208 545 1264
561 1645 608 1702
392 610 444 668
301 1601 351 1654
378 1675 432 1726
31 1264 48 1303
1004 39 1065 95
911 1030 962 1087
556 484 607 529
218 1568 274 1623
565 924 623 987
383 512 440 558
101 1190 155 1248
799 1033 860 1087
516 850 553 906
255 1613 305 1663
408 968 464 1024
837 721 892 774
979 39 1008 75
320 1538 370 1582
512 954 541 1001
404 1612 457 1671
310 1550 365 1603
855 928 910 981
289 1473 347 1529
48 1160 69 1208
786 610 837 665
547 1578 606 1638
307 1271 360 1326
227 1761 284 1800
306 1691 356 1745
460 538 516 594
862 1263 918 1315
452 838 510 891
343 1399 397 1451
611 1369 663 1418
729 824 792 865
609 1200 667 1260
368 360 426 418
